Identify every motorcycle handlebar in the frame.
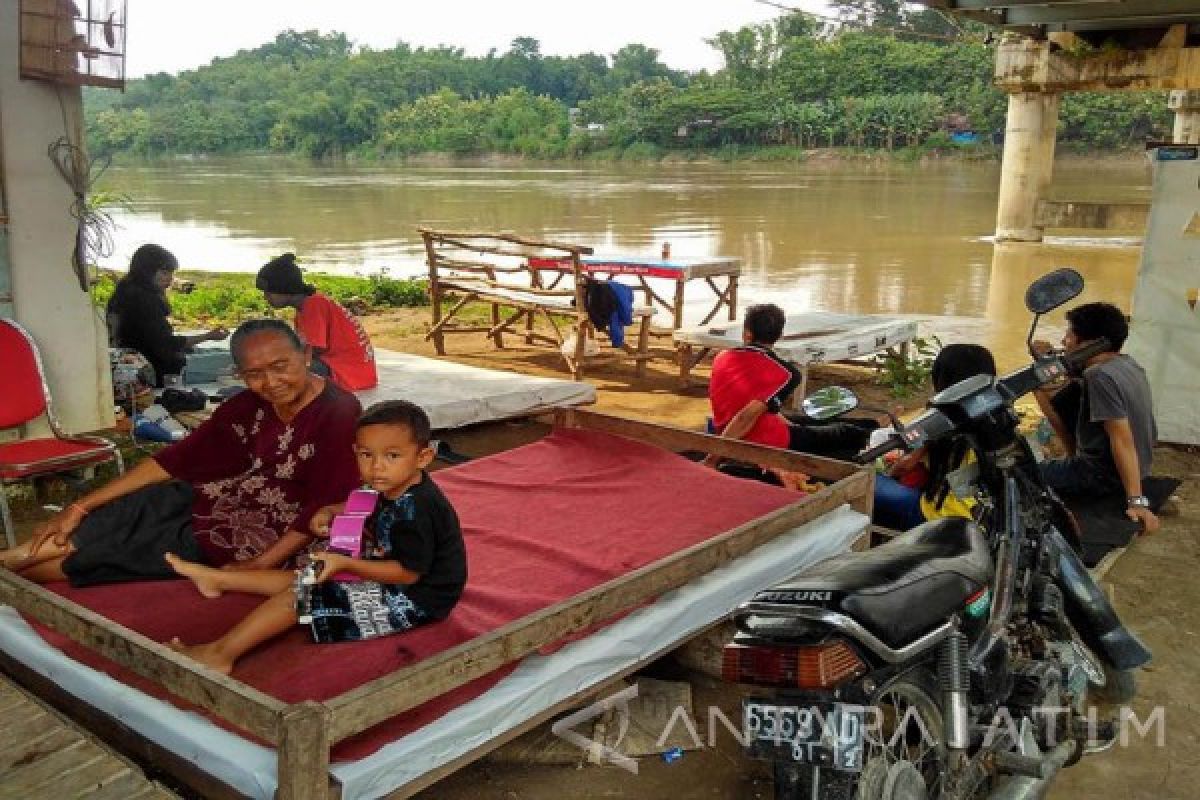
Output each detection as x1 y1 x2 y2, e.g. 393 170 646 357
852 337 1112 464
856 437 901 464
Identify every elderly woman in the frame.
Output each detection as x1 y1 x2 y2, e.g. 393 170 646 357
107 243 228 386
1 319 362 585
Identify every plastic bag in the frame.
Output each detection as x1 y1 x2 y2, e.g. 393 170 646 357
560 333 599 358
134 404 188 442
110 347 156 408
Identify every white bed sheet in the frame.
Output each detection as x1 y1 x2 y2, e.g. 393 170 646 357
189 347 596 431
0 505 866 800
675 311 919 367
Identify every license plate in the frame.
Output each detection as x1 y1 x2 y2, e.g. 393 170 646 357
743 700 865 772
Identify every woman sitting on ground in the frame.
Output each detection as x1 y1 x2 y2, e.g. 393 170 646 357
1 319 362 584
872 343 997 531
106 243 228 386
256 252 378 392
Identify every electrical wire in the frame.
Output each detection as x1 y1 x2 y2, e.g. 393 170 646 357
46 135 117 292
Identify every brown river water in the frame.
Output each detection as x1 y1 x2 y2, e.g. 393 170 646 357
98 156 1152 368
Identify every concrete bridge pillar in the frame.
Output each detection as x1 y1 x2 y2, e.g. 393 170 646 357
1169 90 1200 144
995 91 1060 243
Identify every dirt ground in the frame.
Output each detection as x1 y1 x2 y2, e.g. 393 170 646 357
5 310 1197 799
358 313 1200 800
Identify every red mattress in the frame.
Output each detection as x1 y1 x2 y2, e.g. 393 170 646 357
29 428 804 761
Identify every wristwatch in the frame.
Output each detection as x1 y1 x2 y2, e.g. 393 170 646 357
1126 495 1150 509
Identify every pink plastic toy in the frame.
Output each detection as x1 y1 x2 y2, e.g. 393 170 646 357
325 488 378 581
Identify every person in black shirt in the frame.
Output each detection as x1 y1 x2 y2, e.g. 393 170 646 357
162 400 467 675
107 243 228 385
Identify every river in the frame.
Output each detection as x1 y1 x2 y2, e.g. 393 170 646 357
96 155 1151 367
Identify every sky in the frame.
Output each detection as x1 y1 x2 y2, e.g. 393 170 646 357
123 0 837 77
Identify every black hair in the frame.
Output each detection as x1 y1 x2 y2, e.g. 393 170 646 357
255 252 316 297
1066 302 1128 352
356 400 432 448
228 319 305 366
116 244 178 316
743 303 786 346
925 343 997 512
931 343 997 392
125 243 178 285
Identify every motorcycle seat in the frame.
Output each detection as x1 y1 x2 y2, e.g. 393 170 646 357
770 517 992 649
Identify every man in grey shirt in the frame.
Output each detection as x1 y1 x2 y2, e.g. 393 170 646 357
1033 302 1159 532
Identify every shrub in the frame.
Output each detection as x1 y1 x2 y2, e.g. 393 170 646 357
92 269 428 327
872 335 941 398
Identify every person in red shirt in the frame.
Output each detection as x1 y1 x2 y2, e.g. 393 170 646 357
703 303 873 468
256 253 378 391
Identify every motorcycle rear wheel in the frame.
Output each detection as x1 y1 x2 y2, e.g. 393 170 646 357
770 670 947 800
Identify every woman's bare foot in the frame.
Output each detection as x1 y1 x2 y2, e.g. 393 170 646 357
0 540 40 570
167 637 234 676
164 553 223 599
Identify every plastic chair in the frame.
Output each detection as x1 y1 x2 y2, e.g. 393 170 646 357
0 318 124 548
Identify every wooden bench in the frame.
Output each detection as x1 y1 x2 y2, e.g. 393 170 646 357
420 229 655 381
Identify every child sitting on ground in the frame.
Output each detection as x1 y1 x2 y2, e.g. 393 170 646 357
872 343 997 532
165 399 467 675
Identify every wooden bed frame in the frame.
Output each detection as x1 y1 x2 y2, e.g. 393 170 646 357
0 409 874 800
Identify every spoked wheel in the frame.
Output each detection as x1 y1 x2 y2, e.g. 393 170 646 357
770 672 949 800
856 672 946 800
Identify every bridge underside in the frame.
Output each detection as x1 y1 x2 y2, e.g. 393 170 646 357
918 1 1200 240
920 0 1200 46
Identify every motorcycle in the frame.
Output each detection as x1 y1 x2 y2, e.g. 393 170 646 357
721 268 1151 800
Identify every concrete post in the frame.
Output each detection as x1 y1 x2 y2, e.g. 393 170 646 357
1169 90 1200 144
996 92 1060 243
0 0 113 434
1036 93 1061 200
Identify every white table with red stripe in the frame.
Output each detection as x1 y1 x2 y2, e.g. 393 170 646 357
528 254 742 330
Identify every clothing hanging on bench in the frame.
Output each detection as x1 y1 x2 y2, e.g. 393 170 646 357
583 279 635 347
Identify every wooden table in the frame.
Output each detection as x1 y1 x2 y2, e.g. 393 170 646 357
529 254 742 330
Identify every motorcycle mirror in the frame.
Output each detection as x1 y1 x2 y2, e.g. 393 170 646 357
1025 267 1084 315
802 386 859 420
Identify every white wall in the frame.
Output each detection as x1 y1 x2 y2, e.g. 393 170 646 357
1126 151 1200 445
0 0 113 434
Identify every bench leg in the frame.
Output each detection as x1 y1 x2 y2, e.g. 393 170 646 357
570 321 588 381
673 279 686 330
635 317 651 379
491 302 505 349
430 292 446 355
677 343 692 388
276 702 331 800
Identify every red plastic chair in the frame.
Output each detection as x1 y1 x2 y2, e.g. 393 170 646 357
0 318 124 549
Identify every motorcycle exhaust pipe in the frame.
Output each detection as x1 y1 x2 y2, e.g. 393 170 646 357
990 740 1077 800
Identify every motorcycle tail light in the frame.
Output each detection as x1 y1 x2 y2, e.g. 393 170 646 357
722 640 866 689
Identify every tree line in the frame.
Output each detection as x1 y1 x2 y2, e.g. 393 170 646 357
85 11 1171 160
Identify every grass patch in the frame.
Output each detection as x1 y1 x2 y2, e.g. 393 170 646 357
91 269 429 327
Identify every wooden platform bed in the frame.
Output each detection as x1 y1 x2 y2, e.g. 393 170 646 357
0 410 873 800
